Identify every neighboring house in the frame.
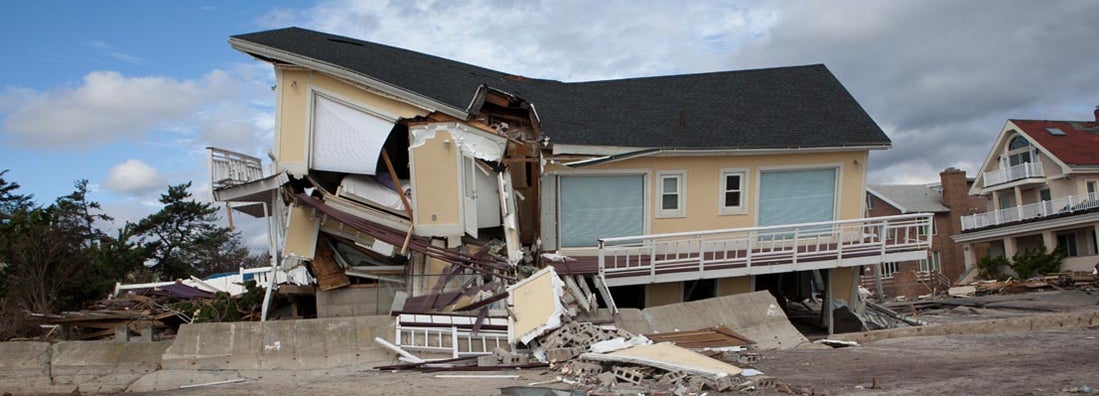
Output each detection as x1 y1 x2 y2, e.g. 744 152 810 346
210 27 931 327
864 169 987 298
953 111 1099 274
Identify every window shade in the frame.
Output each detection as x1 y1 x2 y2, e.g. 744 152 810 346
559 175 644 247
311 95 395 174
758 169 836 227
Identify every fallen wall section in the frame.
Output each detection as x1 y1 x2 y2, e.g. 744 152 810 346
617 291 810 350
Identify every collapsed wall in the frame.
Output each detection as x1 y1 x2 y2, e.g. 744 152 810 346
615 291 810 350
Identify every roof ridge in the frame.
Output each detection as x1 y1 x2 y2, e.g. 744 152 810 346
565 64 828 85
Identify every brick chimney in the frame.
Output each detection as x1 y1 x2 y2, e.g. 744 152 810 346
939 167 969 208
1094 106 1099 122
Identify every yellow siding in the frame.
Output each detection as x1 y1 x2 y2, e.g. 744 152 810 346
274 68 429 177
411 130 461 234
717 276 752 296
556 150 868 234
646 282 683 307
831 267 858 304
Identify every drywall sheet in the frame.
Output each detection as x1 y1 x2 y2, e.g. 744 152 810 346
311 95 394 174
583 343 741 377
507 266 566 344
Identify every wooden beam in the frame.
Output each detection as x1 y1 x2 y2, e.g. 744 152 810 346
381 150 413 218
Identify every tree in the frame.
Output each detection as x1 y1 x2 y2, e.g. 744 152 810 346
0 180 109 314
133 182 242 280
0 169 33 218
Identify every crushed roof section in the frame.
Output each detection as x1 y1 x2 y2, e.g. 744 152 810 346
231 27 891 150
868 184 949 213
1010 119 1099 166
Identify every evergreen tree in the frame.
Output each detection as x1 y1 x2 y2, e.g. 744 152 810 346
133 182 241 279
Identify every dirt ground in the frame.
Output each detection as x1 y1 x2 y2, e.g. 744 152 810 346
131 290 1099 396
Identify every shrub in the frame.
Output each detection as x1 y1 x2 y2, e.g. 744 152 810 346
1010 246 1065 280
977 255 1010 281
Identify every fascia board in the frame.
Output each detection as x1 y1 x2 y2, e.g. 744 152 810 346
230 38 470 120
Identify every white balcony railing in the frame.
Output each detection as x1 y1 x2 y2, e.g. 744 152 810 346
983 162 1044 187
596 213 933 286
207 147 264 191
961 191 1099 231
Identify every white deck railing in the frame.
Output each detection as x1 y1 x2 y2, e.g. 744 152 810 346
596 213 933 285
961 191 1099 231
394 313 508 358
983 162 1044 187
207 147 264 191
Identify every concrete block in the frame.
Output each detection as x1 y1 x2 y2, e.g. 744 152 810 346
477 355 499 367
736 352 762 365
546 347 578 362
659 370 687 385
612 366 645 385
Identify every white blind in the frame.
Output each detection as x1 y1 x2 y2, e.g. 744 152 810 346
559 175 644 247
311 95 395 174
758 169 836 227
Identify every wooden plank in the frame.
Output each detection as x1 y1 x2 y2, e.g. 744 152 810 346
310 240 351 291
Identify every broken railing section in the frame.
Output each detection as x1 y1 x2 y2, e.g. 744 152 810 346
207 147 264 190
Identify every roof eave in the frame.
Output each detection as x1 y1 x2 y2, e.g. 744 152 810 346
229 37 470 120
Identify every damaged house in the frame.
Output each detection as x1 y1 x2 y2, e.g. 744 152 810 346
209 27 931 334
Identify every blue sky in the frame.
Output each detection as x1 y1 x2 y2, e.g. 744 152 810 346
2 1 1097 249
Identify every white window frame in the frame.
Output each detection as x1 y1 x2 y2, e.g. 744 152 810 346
656 171 686 218
880 262 899 279
554 169 651 251
718 168 748 215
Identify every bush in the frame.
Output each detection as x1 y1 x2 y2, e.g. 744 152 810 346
1010 246 1065 280
978 255 1010 281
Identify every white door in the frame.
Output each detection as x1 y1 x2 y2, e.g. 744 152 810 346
462 156 479 238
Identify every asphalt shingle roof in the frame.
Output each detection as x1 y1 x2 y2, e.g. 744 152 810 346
1010 119 1099 166
231 27 890 150
868 184 948 213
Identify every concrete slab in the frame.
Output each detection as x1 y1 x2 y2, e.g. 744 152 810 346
0 341 52 391
831 310 1099 344
127 369 247 392
616 291 809 350
162 315 397 373
50 340 168 393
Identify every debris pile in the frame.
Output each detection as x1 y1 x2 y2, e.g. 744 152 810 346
377 267 776 395
949 271 1098 297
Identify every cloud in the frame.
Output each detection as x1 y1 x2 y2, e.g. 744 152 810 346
1 69 241 148
258 0 1099 185
103 159 164 195
87 40 142 64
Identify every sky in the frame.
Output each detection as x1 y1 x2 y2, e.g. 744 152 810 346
2 0 1098 250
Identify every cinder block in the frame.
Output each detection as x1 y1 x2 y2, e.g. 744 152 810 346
546 347 577 362
477 355 499 367
659 370 688 385
737 352 762 365
612 366 645 385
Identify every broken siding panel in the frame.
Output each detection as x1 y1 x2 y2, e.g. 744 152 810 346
410 129 463 236
507 267 567 344
284 204 320 260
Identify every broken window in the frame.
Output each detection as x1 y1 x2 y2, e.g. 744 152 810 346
880 262 898 279
310 93 397 174
719 169 746 215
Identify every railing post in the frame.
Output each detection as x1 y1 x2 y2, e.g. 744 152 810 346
597 240 606 275
880 220 889 259
792 227 800 269
746 231 754 269
697 234 705 274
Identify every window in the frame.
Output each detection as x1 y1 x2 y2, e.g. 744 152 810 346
719 169 746 215
1057 233 1079 257
758 168 836 226
999 196 1012 210
880 262 899 279
1039 189 1051 202
559 174 645 247
866 194 874 210
919 252 942 273
1005 136 1033 166
1088 181 1098 200
657 171 685 218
